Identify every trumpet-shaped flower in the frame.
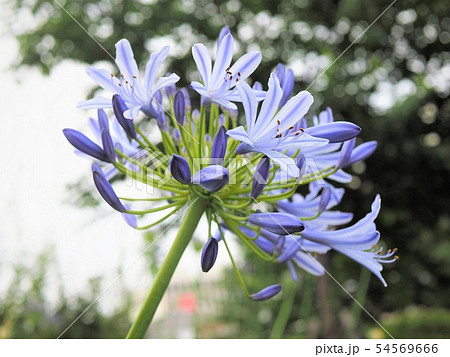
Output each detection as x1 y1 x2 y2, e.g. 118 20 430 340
190 29 264 109
227 74 328 177
78 39 179 119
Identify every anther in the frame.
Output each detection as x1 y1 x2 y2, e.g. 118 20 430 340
132 75 137 79
395 255 399 260
393 248 398 252
277 119 281 125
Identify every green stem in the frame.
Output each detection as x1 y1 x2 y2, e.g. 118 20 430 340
270 275 298 339
345 268 371 338
126 198 205 338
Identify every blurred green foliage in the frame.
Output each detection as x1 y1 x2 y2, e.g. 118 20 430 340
0 251 131 338
368 307 450 338
6 0 450 338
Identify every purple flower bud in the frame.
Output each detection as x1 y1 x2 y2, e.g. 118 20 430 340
205 133 211 143
112 95 136 139
274 235 285 255
174 91 185 126
305 122 360 143
63 128 108 162
97 109 109 132
169 154 191 184
318 187 331 212
164 74 176 98
251 284 282 301
92 164 126 212
296 154 306 178
201 237 219 272
101 129 116 162
251 156 270 199
191 109 200 123
172 128 181 144
346 141 377 166
228 107 238 119
248 212 304 235
192 165 229 192
218 113 225 127
337 138 356 169
156 111 167 131
252 81 263 91
179 88 191 110
211 126 228 165
218 25 231 45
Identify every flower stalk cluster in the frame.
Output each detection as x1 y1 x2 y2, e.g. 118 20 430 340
65 26 397 337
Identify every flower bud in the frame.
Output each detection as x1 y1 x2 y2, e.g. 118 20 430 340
318 187 332 213
156 111 167 131
174 90 185 126
63 128 108 162
201 237 219 272
305 122 360 143
169 154 191 184
251 156 270 199
248 212 304 235
252 81 263 91
218 113 225 127
191 109 200 123
112 94 136 139
172 128 182 144
251 284 282 301
192 165 229 192
92 164 126 212
97 109 109 132
180 88 191 110
210 126 228 165
101 129 116 162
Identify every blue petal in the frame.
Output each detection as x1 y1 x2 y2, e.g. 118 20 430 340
337 138 356 169
115 39 140 79
143 46 170 93
229 51 262 81
192 44 212 87
77 96 113 110
85 68 117 93
236 81 258 132
227 126 254 147
211 33 233 84
251 74 283 138
347 141 377 166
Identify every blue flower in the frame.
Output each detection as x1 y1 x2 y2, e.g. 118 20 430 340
227 74 328 177
190 29 264 109
78 39 179 119
251 156 271 199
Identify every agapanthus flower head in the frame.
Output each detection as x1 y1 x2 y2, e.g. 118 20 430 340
67 27 395 303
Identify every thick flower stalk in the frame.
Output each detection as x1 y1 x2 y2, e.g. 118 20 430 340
65 27 396 338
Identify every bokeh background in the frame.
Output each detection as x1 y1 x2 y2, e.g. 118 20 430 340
1 0 449 338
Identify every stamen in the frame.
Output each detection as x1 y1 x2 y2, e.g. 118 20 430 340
132 75 137 78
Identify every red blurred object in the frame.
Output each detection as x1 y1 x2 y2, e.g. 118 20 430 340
177 292 197 313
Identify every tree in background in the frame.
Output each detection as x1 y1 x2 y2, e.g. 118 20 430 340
7 0 450 337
